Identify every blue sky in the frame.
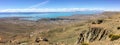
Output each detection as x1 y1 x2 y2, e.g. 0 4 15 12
0 0 120 12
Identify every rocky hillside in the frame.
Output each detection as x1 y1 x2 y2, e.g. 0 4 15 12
0 12 120 45
77 12 120 45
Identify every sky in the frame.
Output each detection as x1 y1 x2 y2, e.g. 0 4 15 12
0 0 120 12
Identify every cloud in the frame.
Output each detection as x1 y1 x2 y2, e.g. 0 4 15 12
28 0 49 8
0 8 100 12
1 8 118 12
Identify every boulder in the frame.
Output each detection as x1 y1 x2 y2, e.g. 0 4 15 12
35 37 48 43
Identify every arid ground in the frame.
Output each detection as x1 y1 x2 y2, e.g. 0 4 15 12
0 12 120 45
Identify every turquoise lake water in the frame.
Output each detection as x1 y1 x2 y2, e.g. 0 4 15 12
0 11 101 20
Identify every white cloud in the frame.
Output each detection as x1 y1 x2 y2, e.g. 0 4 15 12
0 8 117 12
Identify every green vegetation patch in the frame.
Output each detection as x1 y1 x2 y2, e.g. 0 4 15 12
81 42 89 45
109 34 120 41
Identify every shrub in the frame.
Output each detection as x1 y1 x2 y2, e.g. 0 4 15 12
109 34 120 41
117 27 120 30
97 20 103 24
81 42 89 45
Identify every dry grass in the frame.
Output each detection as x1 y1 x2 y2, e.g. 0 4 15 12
1 12 120 45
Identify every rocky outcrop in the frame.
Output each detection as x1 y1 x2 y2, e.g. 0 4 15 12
35 37 48 43
77 27 111 44
92 19 104 24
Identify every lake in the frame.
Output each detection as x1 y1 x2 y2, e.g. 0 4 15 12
0 11 101 20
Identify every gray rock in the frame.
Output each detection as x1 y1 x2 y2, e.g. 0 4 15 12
77 27 112 44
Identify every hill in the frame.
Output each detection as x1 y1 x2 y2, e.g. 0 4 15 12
0 12 120 45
